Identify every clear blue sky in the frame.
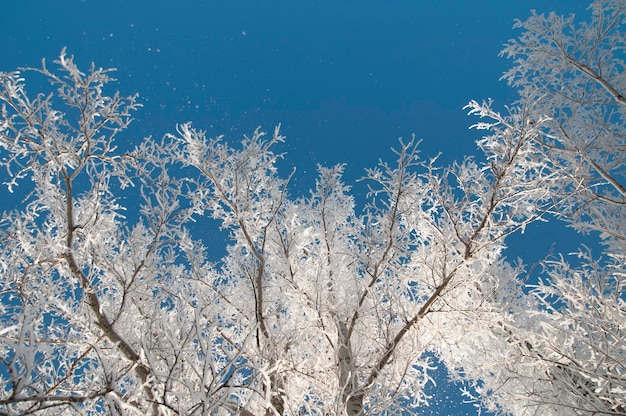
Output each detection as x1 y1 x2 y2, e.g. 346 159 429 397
1 1 591 414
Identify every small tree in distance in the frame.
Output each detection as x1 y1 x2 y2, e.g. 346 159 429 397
0 1 624 415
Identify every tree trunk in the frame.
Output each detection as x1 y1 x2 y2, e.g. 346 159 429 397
338 321 364 415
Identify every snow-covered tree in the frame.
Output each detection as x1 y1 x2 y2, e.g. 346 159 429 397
0 50 252 415
500 0 626 247
0 50 554 415
1 1 624 415
461 1 625 414
170 114 557 414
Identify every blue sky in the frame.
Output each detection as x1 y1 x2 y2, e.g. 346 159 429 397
1 1 592 414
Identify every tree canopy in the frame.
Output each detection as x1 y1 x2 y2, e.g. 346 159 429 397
0 1 624 415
